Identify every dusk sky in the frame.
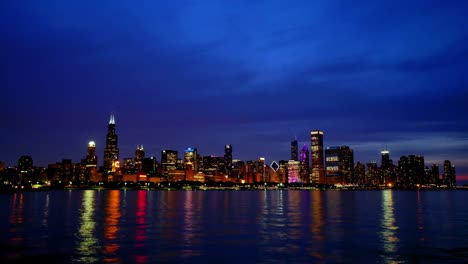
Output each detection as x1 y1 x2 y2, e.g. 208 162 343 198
1 1 467 180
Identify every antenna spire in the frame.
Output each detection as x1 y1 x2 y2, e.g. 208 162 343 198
109 113 115 124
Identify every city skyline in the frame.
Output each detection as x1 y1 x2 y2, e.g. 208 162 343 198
1 1 467 180
0 113 462 184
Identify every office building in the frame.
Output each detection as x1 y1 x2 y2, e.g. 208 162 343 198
135 145 145 171
299 144 310 183
103 114 119 173
291 138 298 161
224 144 233 175
443 160 456 187
184 147 198 171
84 141 97 168
398 155 425 188
161 150 178 172
310 130 324 183
325 146 354 184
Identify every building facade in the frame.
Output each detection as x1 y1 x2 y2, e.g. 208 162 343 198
103 114 119 173
310 130 324 183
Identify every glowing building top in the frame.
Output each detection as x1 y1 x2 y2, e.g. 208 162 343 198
109 113 115 125
88 141 96 148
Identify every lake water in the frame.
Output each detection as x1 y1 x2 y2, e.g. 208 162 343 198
1 190 467 263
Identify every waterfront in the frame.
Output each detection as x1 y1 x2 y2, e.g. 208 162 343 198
1 190 467 263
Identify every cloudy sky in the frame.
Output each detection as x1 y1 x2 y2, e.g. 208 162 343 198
1 0 467 180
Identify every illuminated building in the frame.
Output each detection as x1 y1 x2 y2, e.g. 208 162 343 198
123 158 136 174
18 155 33 173
397 155 425 188
18 155 33 182
340 146 354 183
366 161 379 185
161 150 177 172
231 159 244 180
202 155 225 176
299 144 310 183
310 130 324 183
103 114 119 173
325 146 354 184
84 141 97 167
258 157 266 182
47 159 75 182
184 147 198 171
424 166 432 185
443 160 456 187
354 161 366 184
381 149 392 168
224 145 233 175
134 145 145 172
80 141 98 182
287 160 300 183
380 149 395 185
111 160 120 173
325 147 340 184
278 160 289 183
291 138 298 161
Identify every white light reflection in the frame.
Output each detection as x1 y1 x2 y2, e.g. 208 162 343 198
380 190 401 263
76 190 98 263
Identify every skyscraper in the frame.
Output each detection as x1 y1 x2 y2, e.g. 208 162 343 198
443 160 456 187
291 138 298 161
103 113 119 173
184 147 198 171
431 164 439 184
84 141 97 167
398 155 425 188
161 150 178 172
381 149 392 168
299 144 310 183
325 146 354 184
380 149 394 185
135 145 145 172
224 144 233 174
287 160 300 183
310 130 324 183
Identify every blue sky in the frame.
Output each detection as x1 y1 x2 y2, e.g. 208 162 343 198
1 1 467 179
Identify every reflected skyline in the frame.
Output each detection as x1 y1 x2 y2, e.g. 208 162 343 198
1 190 467 264
309 191 325 260
76 190 99 263
380 190 400 263
42 192 49 229
8 193 24 250
182 191 202 258
133 190 148 263
103 190 121 263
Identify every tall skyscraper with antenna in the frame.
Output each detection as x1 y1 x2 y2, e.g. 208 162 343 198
103 113 119 173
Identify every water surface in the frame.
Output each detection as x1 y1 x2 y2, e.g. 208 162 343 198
1 190 467 263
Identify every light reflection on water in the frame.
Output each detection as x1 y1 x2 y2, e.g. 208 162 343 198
380 190 401 263
1 190 468 263
309 191 325 260
103 190 121 263
133 190 148 263
75 190 99 263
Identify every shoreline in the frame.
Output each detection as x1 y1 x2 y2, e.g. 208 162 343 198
1 184 466 194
